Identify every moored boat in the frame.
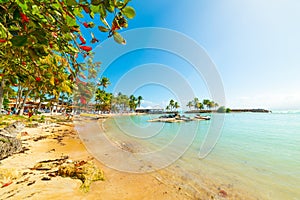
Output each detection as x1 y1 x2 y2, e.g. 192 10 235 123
194 115 211 120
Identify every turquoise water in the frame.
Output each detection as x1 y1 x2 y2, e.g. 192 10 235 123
101 113 300 199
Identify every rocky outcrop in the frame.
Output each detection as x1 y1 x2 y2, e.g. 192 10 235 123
0 122 24 160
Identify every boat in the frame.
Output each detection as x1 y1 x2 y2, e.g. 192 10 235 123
176 115 193 122
194 115 211 120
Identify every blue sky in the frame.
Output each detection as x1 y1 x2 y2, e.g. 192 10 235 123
90 0 300 110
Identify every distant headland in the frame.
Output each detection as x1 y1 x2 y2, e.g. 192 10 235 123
185 108 271 114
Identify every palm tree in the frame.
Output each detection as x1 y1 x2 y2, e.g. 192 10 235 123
174 102 180 111
203 99 211 110
129 95 137 111
98 77 110 91
193 97 199 110
95 89 113 113
169 99 175 111
95 89 105 111
214 102 219 110
166 105 170 111
208 101 215 110
196 102 204 110
187 101 193 110
137 96 143 108
101 93 112 112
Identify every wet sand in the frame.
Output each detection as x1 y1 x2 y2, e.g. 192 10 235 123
0 119 193 200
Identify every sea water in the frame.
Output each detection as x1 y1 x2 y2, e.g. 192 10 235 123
100 113 300 199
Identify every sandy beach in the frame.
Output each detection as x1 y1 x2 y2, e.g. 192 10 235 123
0 114 258 200
0 116 197 200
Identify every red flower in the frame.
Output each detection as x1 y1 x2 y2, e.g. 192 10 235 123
35 77 41 82
0 39 7 43
22 61 26 66
79 35 86 44
111 21 120 31
55 78 59 84
80 97 87 104
20 12 29 23
80 46 92 52
83 22 89 28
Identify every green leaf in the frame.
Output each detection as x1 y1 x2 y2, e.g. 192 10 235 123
66 15 77 26
33 30 48 45
74 7 84 18
99 4 107 18
51 3 60 10
17 1 28 11
66 0 77 6
11 35 28 47
88 22 95 28
32 5 39 15
121 6 135 19
61 25 70 33
116 1 124 9
91 0 102 6
9 25 20 31
113 32 126 45
104 0 114 13
91 5 100 13
90 11 95 19
68 46 79 53
98 26 109 32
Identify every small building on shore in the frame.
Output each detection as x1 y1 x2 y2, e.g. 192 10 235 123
135 106 164 114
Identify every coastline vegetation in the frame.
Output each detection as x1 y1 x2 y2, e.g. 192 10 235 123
0 0 136 116
186 98 219 111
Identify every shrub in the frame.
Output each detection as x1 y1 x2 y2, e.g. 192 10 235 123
217 106 226 113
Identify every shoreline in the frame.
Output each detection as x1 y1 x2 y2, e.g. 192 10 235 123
0 116 193 199
0 114 257 199
75 117 256 200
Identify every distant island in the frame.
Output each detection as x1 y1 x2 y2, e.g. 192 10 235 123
185 108 271 113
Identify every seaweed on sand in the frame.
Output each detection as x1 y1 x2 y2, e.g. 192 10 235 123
30 157 104 192
58 160 104 192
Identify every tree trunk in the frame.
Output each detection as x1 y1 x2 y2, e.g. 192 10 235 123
15 86 23 112
38 101 42 111
50 100 53 115
18 89 32 116
0 77 5 111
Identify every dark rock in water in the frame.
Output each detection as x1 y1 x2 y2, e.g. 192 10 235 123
0 122 24 160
